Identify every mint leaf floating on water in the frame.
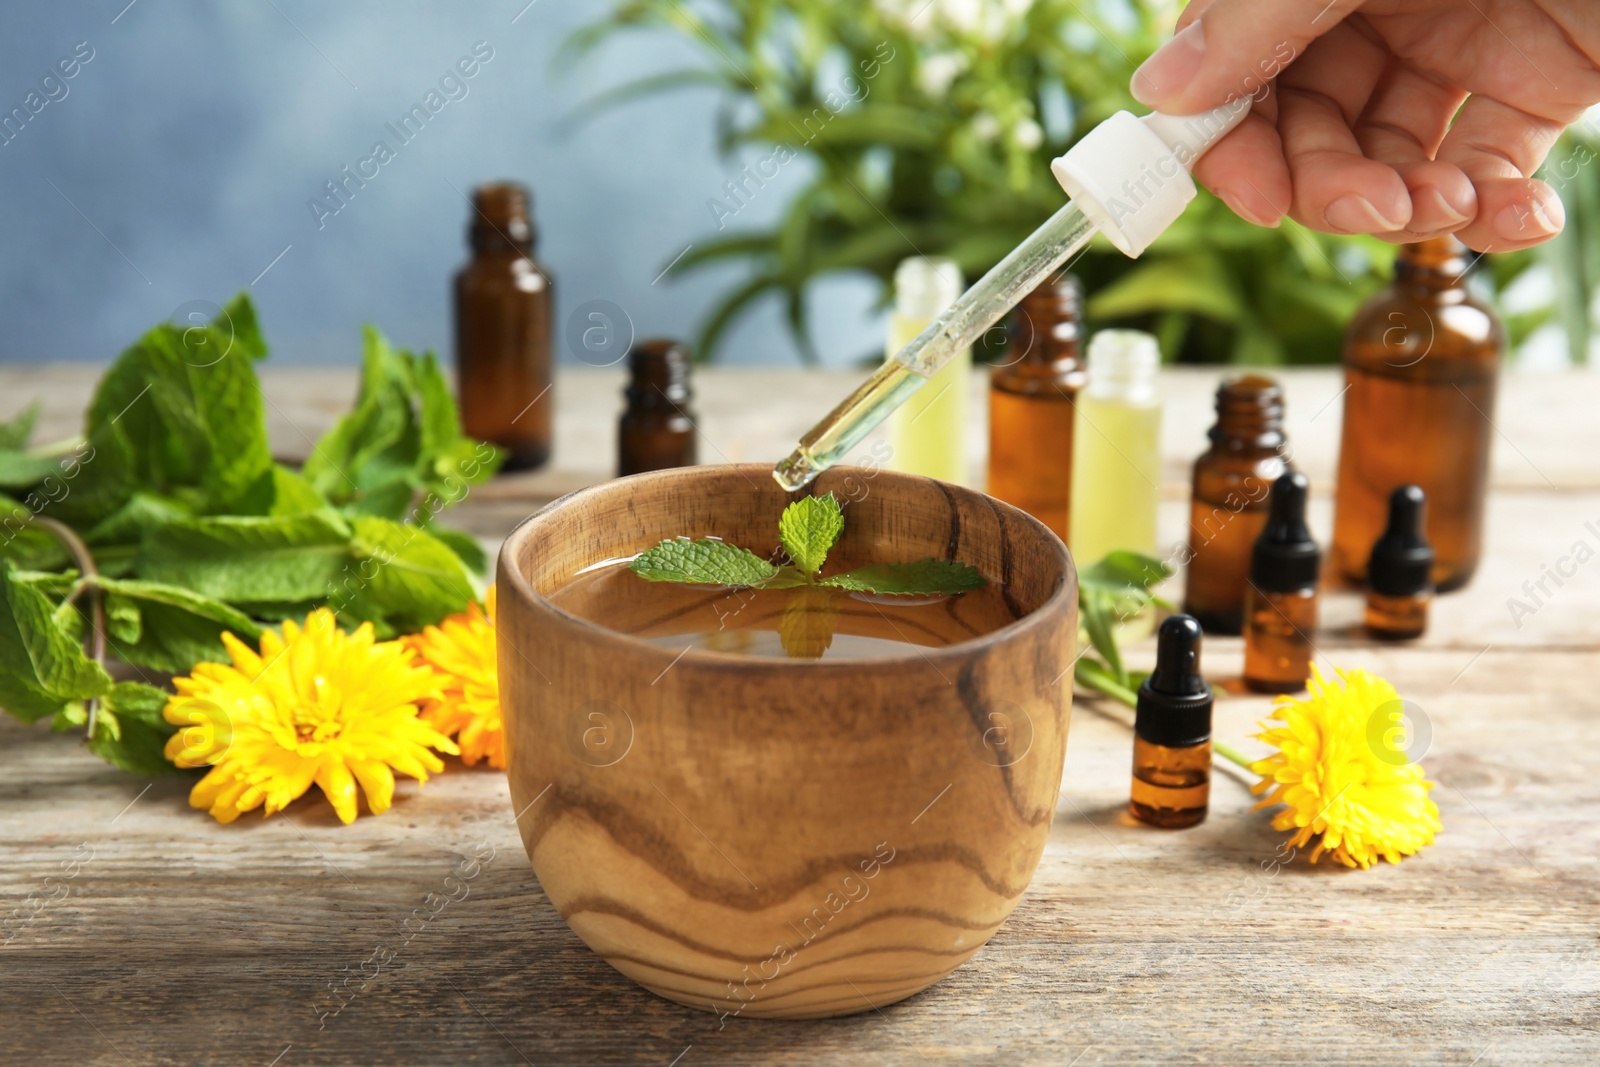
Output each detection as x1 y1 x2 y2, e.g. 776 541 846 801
778 492 845 577
821 559 986 596
630 537 781 587
630 491 986 599
629 492 988 658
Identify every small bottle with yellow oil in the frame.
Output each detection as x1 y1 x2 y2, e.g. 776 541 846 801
887 257 969 484
1130 614 1213 829
1069 329 1162 565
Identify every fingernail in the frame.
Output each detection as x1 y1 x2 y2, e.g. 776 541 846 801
1415 186 1471 227
1324 194 1407 234
1131 19 1206 105
1214 185 1281 228
1494 194 1564 242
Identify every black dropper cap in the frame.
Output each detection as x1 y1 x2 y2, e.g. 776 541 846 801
1251 471 1320 592
1135 615 1212 747
1368 485 1433 596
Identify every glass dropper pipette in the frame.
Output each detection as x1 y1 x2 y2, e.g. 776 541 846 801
772 98 1253 492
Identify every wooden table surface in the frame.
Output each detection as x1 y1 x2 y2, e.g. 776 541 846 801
4 365 1598 1066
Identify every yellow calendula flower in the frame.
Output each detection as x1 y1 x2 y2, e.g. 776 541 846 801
164 609 458 825
1250 665 1441 869
405 589 504 769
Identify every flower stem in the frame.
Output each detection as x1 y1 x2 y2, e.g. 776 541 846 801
1075 657 1258 778
1213 740 1254 771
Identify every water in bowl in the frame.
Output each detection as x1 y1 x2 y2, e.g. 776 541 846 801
547 560 1018 660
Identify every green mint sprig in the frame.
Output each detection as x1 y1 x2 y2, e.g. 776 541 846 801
1073 550 1175 704
0 293 500 775
629 492 985 596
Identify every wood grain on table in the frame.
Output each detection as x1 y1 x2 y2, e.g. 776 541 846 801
2 365 1597 1066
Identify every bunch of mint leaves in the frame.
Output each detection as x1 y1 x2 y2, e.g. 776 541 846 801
629 492 985 658
1073 550 1175 706
0 293 500 774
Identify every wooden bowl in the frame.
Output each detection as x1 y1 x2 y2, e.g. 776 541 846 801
496 464 1076 1020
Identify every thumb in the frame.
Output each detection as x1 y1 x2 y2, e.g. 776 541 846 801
1131 0 1365 115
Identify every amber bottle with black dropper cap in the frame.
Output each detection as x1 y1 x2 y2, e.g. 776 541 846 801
618 339 698 476
1131 614 1213 829
455 181 553 471
1333 236 1503 590
1366 485 1434 640
1183 375 1289 635
986 275 1085 541
1243 471 1320 694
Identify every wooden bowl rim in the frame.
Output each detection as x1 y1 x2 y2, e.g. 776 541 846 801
497 463 1076 670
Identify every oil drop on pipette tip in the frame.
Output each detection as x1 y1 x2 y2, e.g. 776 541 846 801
770 96 1252 491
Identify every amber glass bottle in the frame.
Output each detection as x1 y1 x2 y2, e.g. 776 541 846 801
1243 472 1320 694
1183 375 1289 635
454 182 553 471
986 276 1086 541
618 339 697 476
1333 236 1503 591
1366 485 1434 640
1130 615 1213 829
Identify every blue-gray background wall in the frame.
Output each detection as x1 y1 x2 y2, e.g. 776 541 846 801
0 1 885 368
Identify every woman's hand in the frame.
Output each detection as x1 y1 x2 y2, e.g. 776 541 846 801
1131 0 1600 250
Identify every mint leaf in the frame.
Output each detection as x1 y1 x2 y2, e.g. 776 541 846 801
0 494 70 570
630 537 780 587
59 293 273 524
96 577 264 674
0 450 64 490
778 493 843 577
137 510 353 607
777 586 837 659
346 517 477 631
0 561 113 724
83 493 195 549
822 560 987 596
1079 550 1172 598
84 682 181 777
0 402 40 451
304 327 419 518
429 526 489 576
305 329 498 522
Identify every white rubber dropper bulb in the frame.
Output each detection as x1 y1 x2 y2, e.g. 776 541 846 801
1051 96 1254 257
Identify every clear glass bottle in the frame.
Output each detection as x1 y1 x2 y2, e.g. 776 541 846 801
454 182 554 471
1069 330 1163 565
1184 375 1289 635
1243 471 1320 694
986 276 1085 541
887 257 969 485
1365 484 1434 640
1130 614 1213 829
618 339 697 477
1333 236 1503 591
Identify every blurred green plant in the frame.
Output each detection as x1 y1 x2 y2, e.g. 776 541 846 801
567 0 1408 364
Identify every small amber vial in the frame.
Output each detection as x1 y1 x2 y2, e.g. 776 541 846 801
1131 615 1213 829
618 339 697 476
1365 485 1434 640
986 276 1085 541
1183 375 1289 635
1243 471 1320 694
